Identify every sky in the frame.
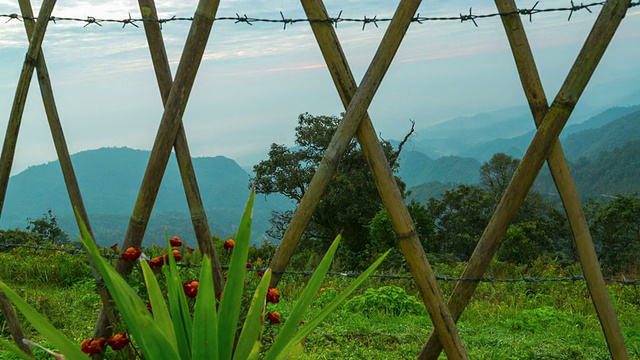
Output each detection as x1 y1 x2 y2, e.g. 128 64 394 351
0 0 639 175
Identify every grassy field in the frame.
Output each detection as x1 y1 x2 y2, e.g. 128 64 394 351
0 245 639 359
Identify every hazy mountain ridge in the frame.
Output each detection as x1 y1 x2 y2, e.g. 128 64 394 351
1 147 291 247
399 105 640 200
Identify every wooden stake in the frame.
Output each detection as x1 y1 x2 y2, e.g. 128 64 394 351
0 0 54 355
286 1 468 358
137 0 225 300
495 1 626 358
114 0 220 278
16 0 121 343
419 1 630 358
93 0 226 340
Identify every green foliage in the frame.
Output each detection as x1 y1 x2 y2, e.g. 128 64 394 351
479 152 520 200
587 192 640 273
507 306 575 333
252 113 404 259
366 201 435 270
0 190 389 359
345 286 424 316
427 184 493 260
0 244 92 287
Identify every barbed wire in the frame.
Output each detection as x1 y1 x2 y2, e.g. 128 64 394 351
3 242 639 286
0 1 639 30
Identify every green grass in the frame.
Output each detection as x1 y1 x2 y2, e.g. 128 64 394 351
0 247 639 359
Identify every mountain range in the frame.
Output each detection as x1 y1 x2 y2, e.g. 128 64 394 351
2 104 638 247
398 104 640 201
0 148 291 247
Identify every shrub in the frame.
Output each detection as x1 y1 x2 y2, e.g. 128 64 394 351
345 285 424 316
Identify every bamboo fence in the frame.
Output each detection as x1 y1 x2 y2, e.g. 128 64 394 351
0 0 632 358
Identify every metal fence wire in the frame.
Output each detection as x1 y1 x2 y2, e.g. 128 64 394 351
1 1 639 30
2 242 638 285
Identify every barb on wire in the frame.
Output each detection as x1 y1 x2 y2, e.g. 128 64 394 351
362 15 378 31
1 1 638 30
280 11 293 30
568 1 593 21
4 13 20 23
460 7 478 27
235 13 252 26
2 242 639 285
83 16 101 27
519 1 540 22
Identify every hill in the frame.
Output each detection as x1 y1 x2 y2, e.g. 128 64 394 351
561 110 640 160
397 152 480 188
0 147 291 247
535 140 640 200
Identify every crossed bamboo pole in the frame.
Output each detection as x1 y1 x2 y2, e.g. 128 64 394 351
419 1 630 359
0 0 116 353
93 0 226 339
266 0 469 358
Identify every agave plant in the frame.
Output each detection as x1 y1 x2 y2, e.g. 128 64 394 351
0 190 389 359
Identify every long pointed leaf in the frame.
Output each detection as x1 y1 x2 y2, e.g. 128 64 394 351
281 249 391 357
0 288 86 359
192 255 218 360
0 338 33 360
75 209 180 360
141 258 177 349
166 233 192 360
265 235 342 360
234 269 272 360
218 190 255 360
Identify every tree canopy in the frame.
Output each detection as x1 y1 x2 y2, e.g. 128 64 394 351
252 113 404 256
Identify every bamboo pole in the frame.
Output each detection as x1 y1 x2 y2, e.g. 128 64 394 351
114 0 219 279
17 0 120 343
419 1 630 358
0 292 33 357
0 0 55 216
294 1 468 358
137 0 225 301
0 0 54 355
93 0 226 339
493 1 626 357
269 0 419 283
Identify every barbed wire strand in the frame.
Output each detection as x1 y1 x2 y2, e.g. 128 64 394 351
3 242 638 285
1 1 639 29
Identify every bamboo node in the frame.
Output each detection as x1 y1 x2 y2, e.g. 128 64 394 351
396 229 416 240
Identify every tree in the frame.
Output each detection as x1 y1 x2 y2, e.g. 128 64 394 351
26 210 70 244
479 152 520 199
426 184 494 260
587 193 640 273
366 200 435 270
425 154 570 264
252 113 404 257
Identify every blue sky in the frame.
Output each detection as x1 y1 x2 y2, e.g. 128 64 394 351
1 0 639 174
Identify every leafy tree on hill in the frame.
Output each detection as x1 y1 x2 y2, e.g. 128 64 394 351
426 153 570 264
587 193 640 273
479 152 520 200
0 210 69 247
252 113 405 259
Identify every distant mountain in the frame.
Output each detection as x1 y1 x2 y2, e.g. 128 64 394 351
452 105 640 163
398 105 640 200
561 110 640 161
398 151 480 188
535 140 640 199
407 107 534 157
561 104 640 137
407 181 460 204
1 147 291 247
